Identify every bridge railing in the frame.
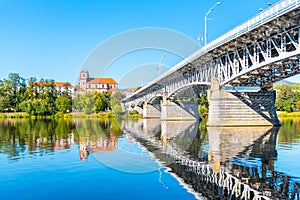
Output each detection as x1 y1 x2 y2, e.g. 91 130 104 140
205 0 300 52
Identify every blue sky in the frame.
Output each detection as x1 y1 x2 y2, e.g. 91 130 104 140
2 0 298 87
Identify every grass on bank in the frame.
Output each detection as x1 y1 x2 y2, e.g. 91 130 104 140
0 111 143 120
0 112 30 119
3 111 300 120
277 111 300 117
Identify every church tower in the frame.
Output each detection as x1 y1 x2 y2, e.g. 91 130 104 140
79 70 89 89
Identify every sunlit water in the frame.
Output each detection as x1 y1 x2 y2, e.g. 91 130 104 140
0 117 299 199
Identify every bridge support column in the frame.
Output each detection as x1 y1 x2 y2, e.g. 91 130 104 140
161 100 199 120
143 101 161 118
207 89 280 126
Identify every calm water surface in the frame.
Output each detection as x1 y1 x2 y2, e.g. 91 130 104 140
0 117 299 199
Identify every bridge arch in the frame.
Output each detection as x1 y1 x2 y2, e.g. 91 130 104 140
147 95 163 105
166 82 210 100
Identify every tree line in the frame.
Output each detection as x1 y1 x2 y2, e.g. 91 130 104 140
274 83 300 112
0 73 122 116
1 73 299 116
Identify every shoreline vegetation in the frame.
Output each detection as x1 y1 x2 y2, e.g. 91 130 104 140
0 111 143 120
0 111 299 120
0 73 299 120
277 111 300 118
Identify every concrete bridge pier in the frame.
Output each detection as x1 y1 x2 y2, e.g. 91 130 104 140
207 79 280 127
142 101 161 118
161 93 200 121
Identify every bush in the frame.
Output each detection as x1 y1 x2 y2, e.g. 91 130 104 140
55 112 64 118
64 113 73 119
0 114 7 119
129 110 139 115
198 105 208 118
111 104 122 116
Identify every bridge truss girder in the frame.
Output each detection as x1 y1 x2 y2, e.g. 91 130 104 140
123 3 300 104
198 13 300 89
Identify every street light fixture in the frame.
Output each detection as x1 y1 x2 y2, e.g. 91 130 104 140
204 1 221 45
158 52 167 76
259 2 271 12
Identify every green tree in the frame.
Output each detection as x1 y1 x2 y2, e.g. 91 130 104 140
283 101 294 113
296 100 300 111
93 92 103 113
21 99 44 116
0 73 27 111
112 104 122 116
101 92 111 111
72 94 82 112
197 91 209 118
24 77 37 100
0 96 9 112
110 92 123 116
80 92 95 114
110 92 122 107
56 96 72 113
275 84 300 112
38 79 57 115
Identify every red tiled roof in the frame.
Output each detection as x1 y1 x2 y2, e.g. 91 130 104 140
87 78 117 85
108 88 118 92
35 82 73 87
54 82 73 87
125 88 139 93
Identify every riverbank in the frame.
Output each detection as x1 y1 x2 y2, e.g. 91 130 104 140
277 111 300 117
1 111 298 120
0 111 143 120
0 112 30 119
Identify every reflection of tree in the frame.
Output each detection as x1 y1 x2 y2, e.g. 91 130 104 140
54 119 74 150
110 118 122 136
189 119 208 161
0 119 123 161
277 118 300 144
0 119 74 159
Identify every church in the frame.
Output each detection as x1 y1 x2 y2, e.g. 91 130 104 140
77 70 118 94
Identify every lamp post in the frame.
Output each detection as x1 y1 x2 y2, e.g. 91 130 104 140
158 52 167 76
204 2 221 45
259 2 271 12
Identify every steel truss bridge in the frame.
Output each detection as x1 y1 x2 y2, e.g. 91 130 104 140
123 0 300 107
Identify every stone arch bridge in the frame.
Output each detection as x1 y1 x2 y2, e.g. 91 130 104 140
122 0 300 126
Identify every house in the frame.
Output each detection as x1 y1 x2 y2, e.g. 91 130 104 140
123 87 140 98
35 81 74 97
53 82 74 97
77 70 118 94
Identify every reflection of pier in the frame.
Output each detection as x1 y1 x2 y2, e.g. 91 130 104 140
207 126 278 167
123 119 300 199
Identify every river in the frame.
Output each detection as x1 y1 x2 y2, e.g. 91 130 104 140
0 117 299 199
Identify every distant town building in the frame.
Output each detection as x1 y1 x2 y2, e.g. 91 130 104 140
35 81 74 97
123 87 140 98
77 70 118 94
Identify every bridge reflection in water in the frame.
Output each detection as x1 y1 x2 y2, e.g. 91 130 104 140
122 119 299 200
